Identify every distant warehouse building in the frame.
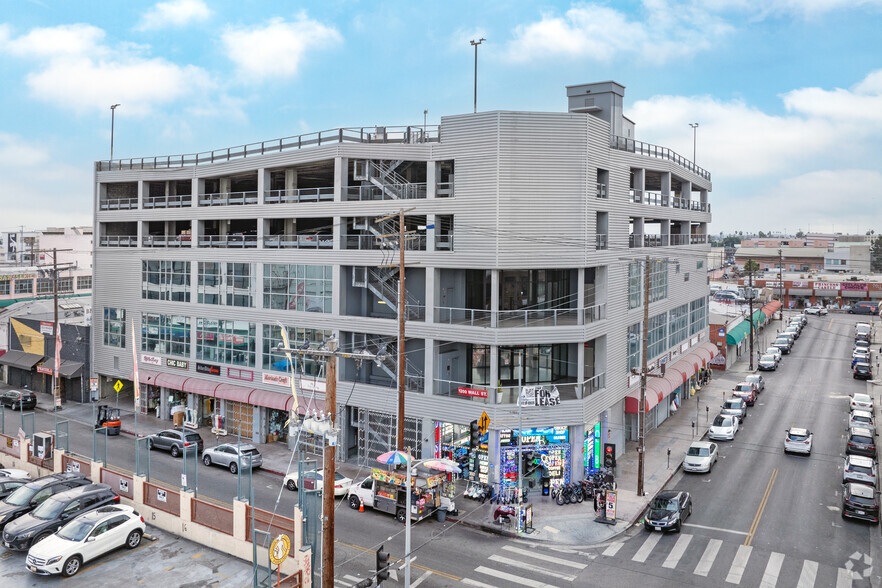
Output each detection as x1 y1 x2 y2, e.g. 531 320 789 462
91 81 713 487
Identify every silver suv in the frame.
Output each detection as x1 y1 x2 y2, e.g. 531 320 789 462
146 428 204 457
844 455 877 487
720 397 747 423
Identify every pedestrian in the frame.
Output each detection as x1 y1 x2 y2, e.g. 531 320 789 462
593 488 600 514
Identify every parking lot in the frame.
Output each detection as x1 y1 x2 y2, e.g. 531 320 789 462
0 525 252 587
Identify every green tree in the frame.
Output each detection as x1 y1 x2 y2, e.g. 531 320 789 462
757 231 766 238
743 259 760 274
871 236 882 272
795 229 805 238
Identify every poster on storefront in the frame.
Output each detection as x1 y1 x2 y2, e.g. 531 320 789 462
605 490 617 522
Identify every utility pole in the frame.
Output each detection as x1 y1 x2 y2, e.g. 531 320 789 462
637 255 650 497
778 248 784 320
53 248 61 409
748 259 755 371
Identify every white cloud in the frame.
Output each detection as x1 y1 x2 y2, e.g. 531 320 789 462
0 132 50 167
2 23 107 59
221 15 342 81
708 0 882 19
136 0 212 31
782 69 882 123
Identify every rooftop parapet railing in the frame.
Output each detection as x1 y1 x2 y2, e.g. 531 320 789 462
610 135 711 181
96 125 441 172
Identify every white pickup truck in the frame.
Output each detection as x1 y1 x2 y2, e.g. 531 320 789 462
347 468 457 523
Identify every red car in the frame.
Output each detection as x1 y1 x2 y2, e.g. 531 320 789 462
732 382 758 406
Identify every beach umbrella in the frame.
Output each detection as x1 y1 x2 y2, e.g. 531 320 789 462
376 450 411 465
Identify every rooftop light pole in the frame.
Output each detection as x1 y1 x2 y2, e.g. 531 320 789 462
110 104 121 162
470 38 486 114
689 122 699 163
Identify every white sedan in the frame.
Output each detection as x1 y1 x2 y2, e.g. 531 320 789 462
804 306 828 316
851 393 875 412
0 469 30 479
682 441 719 473
784 427 813 455
708 414 739 441
765 347 782 363
284 470 353 496
26 505 144 577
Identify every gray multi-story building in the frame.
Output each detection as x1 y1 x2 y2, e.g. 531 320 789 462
91 81 713 488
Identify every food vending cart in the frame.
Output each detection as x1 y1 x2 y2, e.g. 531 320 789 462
349 468 450 523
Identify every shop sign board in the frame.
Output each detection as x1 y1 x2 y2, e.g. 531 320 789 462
36 364 53 375
457 387 488 399
814 281 838 290
141 354 162 366
262 372 290 387
605 490 617 521
502 426 569 446
196 362 220 376
166 358 188 369
519 386 561 407
841 282 868 291
792 281 809 288
40 321 54 335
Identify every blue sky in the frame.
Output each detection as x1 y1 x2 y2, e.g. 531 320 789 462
1 0 881 235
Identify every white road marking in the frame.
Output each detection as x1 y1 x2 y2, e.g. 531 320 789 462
542 525 560 534
632 533 662 563
398 556 417 569
487 555 576 581
343 575 362 582
602 542 624 557
726 545 753 584
683 523 749 536
474 566 559 588
797 560 818 588
662 534 692 569
462 578 499 588
411 570 433 587
760 552 785 587
693 538 722 577
837 567 853 588
501 545 587 569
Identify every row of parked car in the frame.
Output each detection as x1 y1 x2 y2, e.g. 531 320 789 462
144 428 263 474
851 322 874 379
0 470 144 577
758 314 809 370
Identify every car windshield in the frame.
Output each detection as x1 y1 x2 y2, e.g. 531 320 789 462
735 385 751 392
185 434 201 442
853 415 872 424
334 473 347 481
713 416 729 427
650 497 678 511
32 496 66 520
723 401 740 410
687 447 709 457
760 355 775 362
852 434 873 444
3 484 37 506
854 395 872 403
57 519 93 542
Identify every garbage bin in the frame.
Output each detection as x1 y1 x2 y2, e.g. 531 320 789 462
541 476 550 496
436 508 447 523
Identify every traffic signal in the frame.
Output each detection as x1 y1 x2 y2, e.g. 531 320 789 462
603 443 616 469
376 545 390 582
469 420 480 449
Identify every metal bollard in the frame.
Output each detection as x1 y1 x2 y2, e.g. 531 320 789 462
691 420 696 438
667 448 671 469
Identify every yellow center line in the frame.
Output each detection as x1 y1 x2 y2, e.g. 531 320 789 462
336 540 462 581
744 469 777 547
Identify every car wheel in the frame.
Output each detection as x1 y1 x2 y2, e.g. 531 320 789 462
708 462 713 473
396 509 407 523
229 462 238 475
674 520 681 533
202 455 212 466
31 531 52 547
126 529 143 549
61 555 82 578
170 445 180 458
286 479 297 491
349 495 361 510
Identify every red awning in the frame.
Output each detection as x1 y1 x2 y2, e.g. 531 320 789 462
249 389 295 411
214 383 254 403
182 378 221 397
761 300 783 318
666 362 692 385
131 369 160 385
625 378 672 414
154 372 188 391
694 342 718 367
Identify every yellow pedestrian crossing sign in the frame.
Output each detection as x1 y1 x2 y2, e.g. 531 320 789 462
114 380 123 394
478 411 490 436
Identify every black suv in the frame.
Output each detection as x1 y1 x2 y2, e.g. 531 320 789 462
842 482 879 524
146 428 204 457
847 426 877 458
0 390 37 410
2 483 119 550
0 473 88 533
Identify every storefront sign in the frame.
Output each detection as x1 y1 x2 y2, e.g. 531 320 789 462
457 387 488 398
166 358 188 369
298 379 326 392
39 321 54 335
764 281 783 288
841 282 868 291
196 362 220 376
36 364 53 375
814 281 838 290
141 354 162 366
717 328 725 337
519 386 561 407
605 490 618 521
262 372 290 387
0 274 32 281
792 281 809 288
502 426 569 446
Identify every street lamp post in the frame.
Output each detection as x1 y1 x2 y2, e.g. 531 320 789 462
470 38 486 114
689 123 699 163
110 104 121 161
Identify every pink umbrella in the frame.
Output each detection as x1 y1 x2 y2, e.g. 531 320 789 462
420 459 461 474
376 450 411 465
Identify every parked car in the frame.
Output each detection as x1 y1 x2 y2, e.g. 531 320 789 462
779 332 796 346
643 490 692 533
843 455 878 487
851 393 875 412
788 318 804 332
709 414 739 441
0 473 89 533
146 428 204 458
854 362 873 380
2 483 119 551
732 382 758 406
682 442 718 474
783 427 813 455
853 349 871 363
847 426 877 458
850 410 876 432
201 443 263 474
284 470 354 496
842 482 879 523
772 337 792 354
720 397 748 423
0 479 27 501
793 314 808 327
765 347 782 363
805 306 828 316
784 325 801 340
855 340 871 353
745 374 765 393
0 390 37 411
0 469 30 480
758 354 778 371
25 504 144 577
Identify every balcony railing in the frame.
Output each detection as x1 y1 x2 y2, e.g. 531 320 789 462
143 194 192 209
142 235 192 248
100 235 138 247
97 126 442 171
198 234 258 248
669 234 689 246
432 379 493 402
610 135 711 181
435 233 454 251
630 233 706 248
345 183 427 201
99 197 138 211
596 183 608 199
198 191 258 206
346 234 426 250
436 181 454 198
690 235 708 244
434 305 602 327
263 234 333 249
583 303 606 323
264 187 334 204
435 307 493 326
629 189 643 203
582 372 606 397
595 234 608 250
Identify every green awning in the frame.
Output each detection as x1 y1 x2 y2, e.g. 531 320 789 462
726 312 765 345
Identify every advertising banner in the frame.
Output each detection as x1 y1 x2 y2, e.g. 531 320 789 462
605 490 617 521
